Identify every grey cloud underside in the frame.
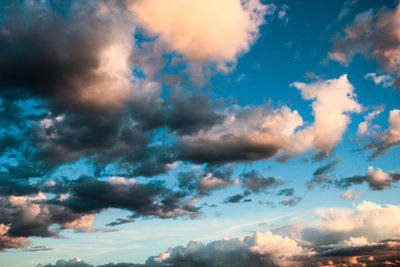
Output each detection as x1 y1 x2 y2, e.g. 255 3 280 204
0 0 269 184
307 158 340 189
0 176 200 249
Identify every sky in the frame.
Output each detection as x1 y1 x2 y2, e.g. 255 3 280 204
0 0 400 266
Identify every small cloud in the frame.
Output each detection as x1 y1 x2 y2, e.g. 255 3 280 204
365 73 394 88
340 189 363 200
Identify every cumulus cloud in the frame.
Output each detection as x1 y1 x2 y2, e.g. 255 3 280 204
179 75 360 163
129 0 269 72
309 201 400 244
144 231 304 267
330 3 400 88
38 201 400 266
291 74 361 157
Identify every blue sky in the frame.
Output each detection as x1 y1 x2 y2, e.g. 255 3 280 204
0 0 400 266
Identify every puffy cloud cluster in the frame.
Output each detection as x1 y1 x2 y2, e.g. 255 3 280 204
330 3 400 88
310 201 400 244
0 177 200 250
145 231 304 267
38 201 400 267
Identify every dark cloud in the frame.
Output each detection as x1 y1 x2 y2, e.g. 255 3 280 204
0 176 200 249
279 197 302 207
277 188 294 196
333 167 399 191
106 218 135 227
330 3 400 88
241 170 281 193
223 191 252 204
307 158 340 189
178 167 236 196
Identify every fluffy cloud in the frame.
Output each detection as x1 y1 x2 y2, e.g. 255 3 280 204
129 0 269 71
144 231 304 267
312 201 400 243
291 74 361 157
38 201 400 266
179 75 360 164
330 3 400 88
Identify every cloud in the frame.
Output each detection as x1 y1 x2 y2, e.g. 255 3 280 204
334 166 400 191
178 166 239 197
330 3 400 88
356 105 384 136
179 75 360 164
340 189 363 200
279 197 302 207
37 257 93 267
38 201 400 266
365 73 394 88
364 109 400 158
0 224 31 250
307 158 340 189
144 231 304 267
241 170 281 193
0 0 138 110
0 176 200 249
278 188 295 197
291 74 361 157
129 0 269 72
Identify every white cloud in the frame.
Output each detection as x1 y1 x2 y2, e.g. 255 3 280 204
356 105 384 136
129 0 269 72
292 74 361 155
365 73 394 88
180 75 361 162
316 201 400 242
